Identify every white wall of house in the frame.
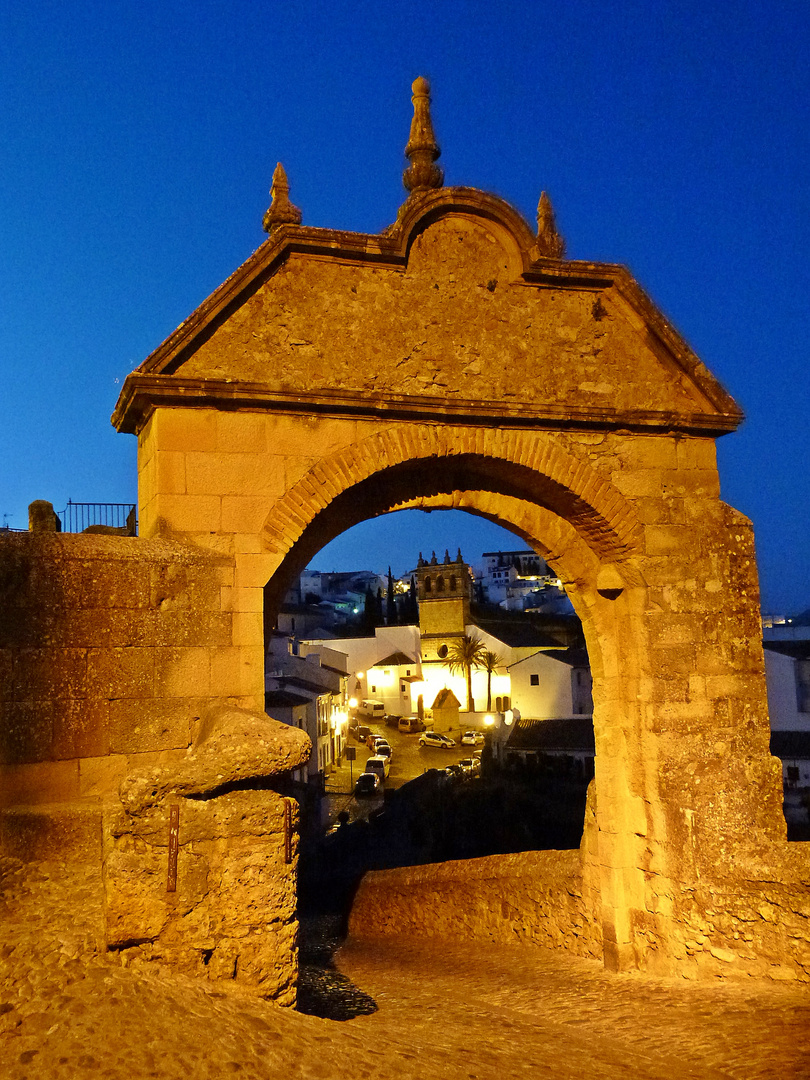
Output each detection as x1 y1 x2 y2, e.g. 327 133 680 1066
366 664 418 716
302 625 421 703
765 650 810 732
508 651 580 718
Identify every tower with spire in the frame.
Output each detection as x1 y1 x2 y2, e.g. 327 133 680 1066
415 549 473 666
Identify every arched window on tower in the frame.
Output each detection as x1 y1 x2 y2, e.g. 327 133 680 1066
437 576 445 592
424 576 432 593
449 575 456 590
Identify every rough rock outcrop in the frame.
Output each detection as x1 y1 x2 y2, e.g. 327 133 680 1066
105 704 310 1004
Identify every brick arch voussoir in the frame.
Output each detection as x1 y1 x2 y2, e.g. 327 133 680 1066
260 424 641 560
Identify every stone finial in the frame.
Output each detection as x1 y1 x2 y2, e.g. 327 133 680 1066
403 76 444 193
28 500 61 533
456 548 463 563
536 191 565 259
262 163 302 234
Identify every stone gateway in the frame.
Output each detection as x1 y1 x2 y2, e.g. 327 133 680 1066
2 78 808 990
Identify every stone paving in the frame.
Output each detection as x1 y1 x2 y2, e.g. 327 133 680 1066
2 855 809 1079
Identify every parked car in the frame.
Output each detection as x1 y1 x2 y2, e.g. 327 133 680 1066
458 757 480 776
357 699 386 721
355 725 372 743
365 754 390 780
385 713 401 729
461 730 484 746
398 715 426 733
444 762 464 781
419 731 456 749
355 772 381 796
371 739 392 760
366 731 383 750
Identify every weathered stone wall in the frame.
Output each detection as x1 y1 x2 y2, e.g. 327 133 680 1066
0 533 310 1002
0 532 236 806
105 789 299 1003
348 847 602 959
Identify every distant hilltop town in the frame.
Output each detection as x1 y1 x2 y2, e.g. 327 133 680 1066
280 548 572 638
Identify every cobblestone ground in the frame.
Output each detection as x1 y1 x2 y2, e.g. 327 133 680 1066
2 857 809 1080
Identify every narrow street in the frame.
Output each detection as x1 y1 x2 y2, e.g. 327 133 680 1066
323 721 479 827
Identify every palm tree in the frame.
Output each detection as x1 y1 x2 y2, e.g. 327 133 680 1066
447 634 487 712
482 650 504 711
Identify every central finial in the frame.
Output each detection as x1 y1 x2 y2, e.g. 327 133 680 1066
263 163 302 234
536 191 565 258
403 76 443 193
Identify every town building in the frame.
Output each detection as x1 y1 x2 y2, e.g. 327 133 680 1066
299 551 589 731
264 633 350 787
762 616 810 828
477 548 570 613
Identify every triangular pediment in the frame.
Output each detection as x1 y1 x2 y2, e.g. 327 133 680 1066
113 188 741 436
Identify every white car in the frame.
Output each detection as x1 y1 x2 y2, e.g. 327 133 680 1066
461 730 484 746
370 737 393 760
365 754 390 780
419 731 456 749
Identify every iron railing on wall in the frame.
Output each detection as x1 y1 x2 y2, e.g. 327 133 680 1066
57 501 138 535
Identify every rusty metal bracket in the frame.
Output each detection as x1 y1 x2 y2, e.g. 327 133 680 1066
167 803 180 892
283 798 294 864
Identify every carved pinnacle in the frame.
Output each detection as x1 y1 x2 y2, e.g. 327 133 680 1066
263 162 302 233
536 191 566 259
403 76 444 192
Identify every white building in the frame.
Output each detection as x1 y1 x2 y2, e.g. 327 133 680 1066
300 624 422 717
507 647 593 719
265 634 350 782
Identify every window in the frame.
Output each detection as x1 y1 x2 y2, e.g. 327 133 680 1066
437 576 445 592
424 577 432 593
530 674 539 686
449 575 456 590
437 644 448 659
371 685 376 694
797 660 810 713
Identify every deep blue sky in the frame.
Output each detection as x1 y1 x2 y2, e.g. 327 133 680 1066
1 1 808 612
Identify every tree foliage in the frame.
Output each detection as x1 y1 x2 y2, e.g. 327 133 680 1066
482 650 504 711
447 633 487 711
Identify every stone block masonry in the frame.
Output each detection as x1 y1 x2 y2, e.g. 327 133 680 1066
0 532 311 1002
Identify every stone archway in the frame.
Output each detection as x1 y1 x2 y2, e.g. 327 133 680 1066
112 135 806 977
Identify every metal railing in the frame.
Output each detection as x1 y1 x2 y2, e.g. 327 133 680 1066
57 500 138 535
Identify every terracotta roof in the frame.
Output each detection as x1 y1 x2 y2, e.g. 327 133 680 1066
432 688 461 709
374 651 418 668
507 717 594 752
770 731 810 759
264 690 310 708
474 620 563 649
